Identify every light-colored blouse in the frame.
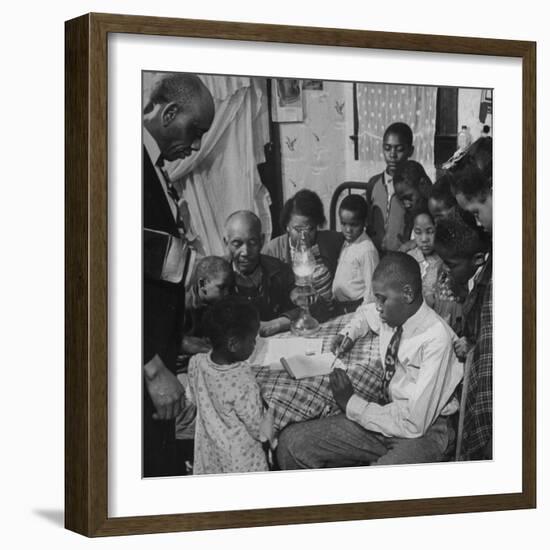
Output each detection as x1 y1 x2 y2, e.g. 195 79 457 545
332 233 379 303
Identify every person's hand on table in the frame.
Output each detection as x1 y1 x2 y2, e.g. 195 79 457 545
329 368 355 412
181 335 211 355
330 333 354 355
259 317 290 337
453 336 473 362
144 354 186 420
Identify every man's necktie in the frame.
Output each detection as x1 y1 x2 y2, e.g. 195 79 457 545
165 182 188 240
380 325 403 405
157 158 187 238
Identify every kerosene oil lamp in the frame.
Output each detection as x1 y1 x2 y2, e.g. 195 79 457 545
289 229 320 336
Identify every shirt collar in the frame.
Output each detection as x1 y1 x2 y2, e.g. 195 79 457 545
400 300 430 337
343 232 368 248
143 127 163 167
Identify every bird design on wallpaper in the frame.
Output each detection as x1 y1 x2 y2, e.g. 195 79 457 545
285 136 297 151
335 100 345 115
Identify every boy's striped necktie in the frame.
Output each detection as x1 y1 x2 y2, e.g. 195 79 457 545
379 325 403 405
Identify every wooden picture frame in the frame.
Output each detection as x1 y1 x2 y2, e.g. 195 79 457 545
65 12 536 537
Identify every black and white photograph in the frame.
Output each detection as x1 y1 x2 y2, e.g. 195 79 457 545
3 0 545 544
142 71 493 479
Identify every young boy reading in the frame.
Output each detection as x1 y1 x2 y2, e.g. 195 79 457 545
332 194 379 313
365 122 414 253
276 252 463 468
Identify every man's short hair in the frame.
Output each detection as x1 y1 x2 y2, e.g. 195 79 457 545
393 160 432 199
383 122 413 148
435 217 490 259
145 73 207 112
373 252 422 297
194 256 233 283
450 164 492 202
280 189 326 229
339 194 368 222
202 296 260 349
224 210 262 238
430 174 457 208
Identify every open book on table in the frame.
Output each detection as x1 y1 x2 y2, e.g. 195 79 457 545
248 337 346 379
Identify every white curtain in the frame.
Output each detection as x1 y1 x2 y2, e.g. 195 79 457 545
356 84 437 180
143 74 272 256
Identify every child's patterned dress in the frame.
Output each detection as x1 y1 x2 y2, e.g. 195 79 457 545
187 352 268 475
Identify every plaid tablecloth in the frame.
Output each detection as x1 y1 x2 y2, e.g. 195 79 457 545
253 314 383 432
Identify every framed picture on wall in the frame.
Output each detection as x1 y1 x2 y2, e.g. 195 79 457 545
65 13 536 537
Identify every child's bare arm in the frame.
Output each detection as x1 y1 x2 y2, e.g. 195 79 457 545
259 317 290 337
233 374 268 441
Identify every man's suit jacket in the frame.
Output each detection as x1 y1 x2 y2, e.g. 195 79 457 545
143 146 185 372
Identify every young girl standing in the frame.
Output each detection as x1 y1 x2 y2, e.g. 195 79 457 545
187 296 271 475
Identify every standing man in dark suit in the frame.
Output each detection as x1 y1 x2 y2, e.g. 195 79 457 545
142 73 215 477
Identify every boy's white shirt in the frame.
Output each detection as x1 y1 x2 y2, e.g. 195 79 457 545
332 233 379 302
340 301 463 439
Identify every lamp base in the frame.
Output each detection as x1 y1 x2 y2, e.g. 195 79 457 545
290 307 320 337
290 285 320 336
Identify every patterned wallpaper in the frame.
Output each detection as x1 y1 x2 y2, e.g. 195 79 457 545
277 83 490 229
277 81 350 225
356 83 438 180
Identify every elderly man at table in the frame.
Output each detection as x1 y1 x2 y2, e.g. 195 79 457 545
224 210 297 337
277 252 463 468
